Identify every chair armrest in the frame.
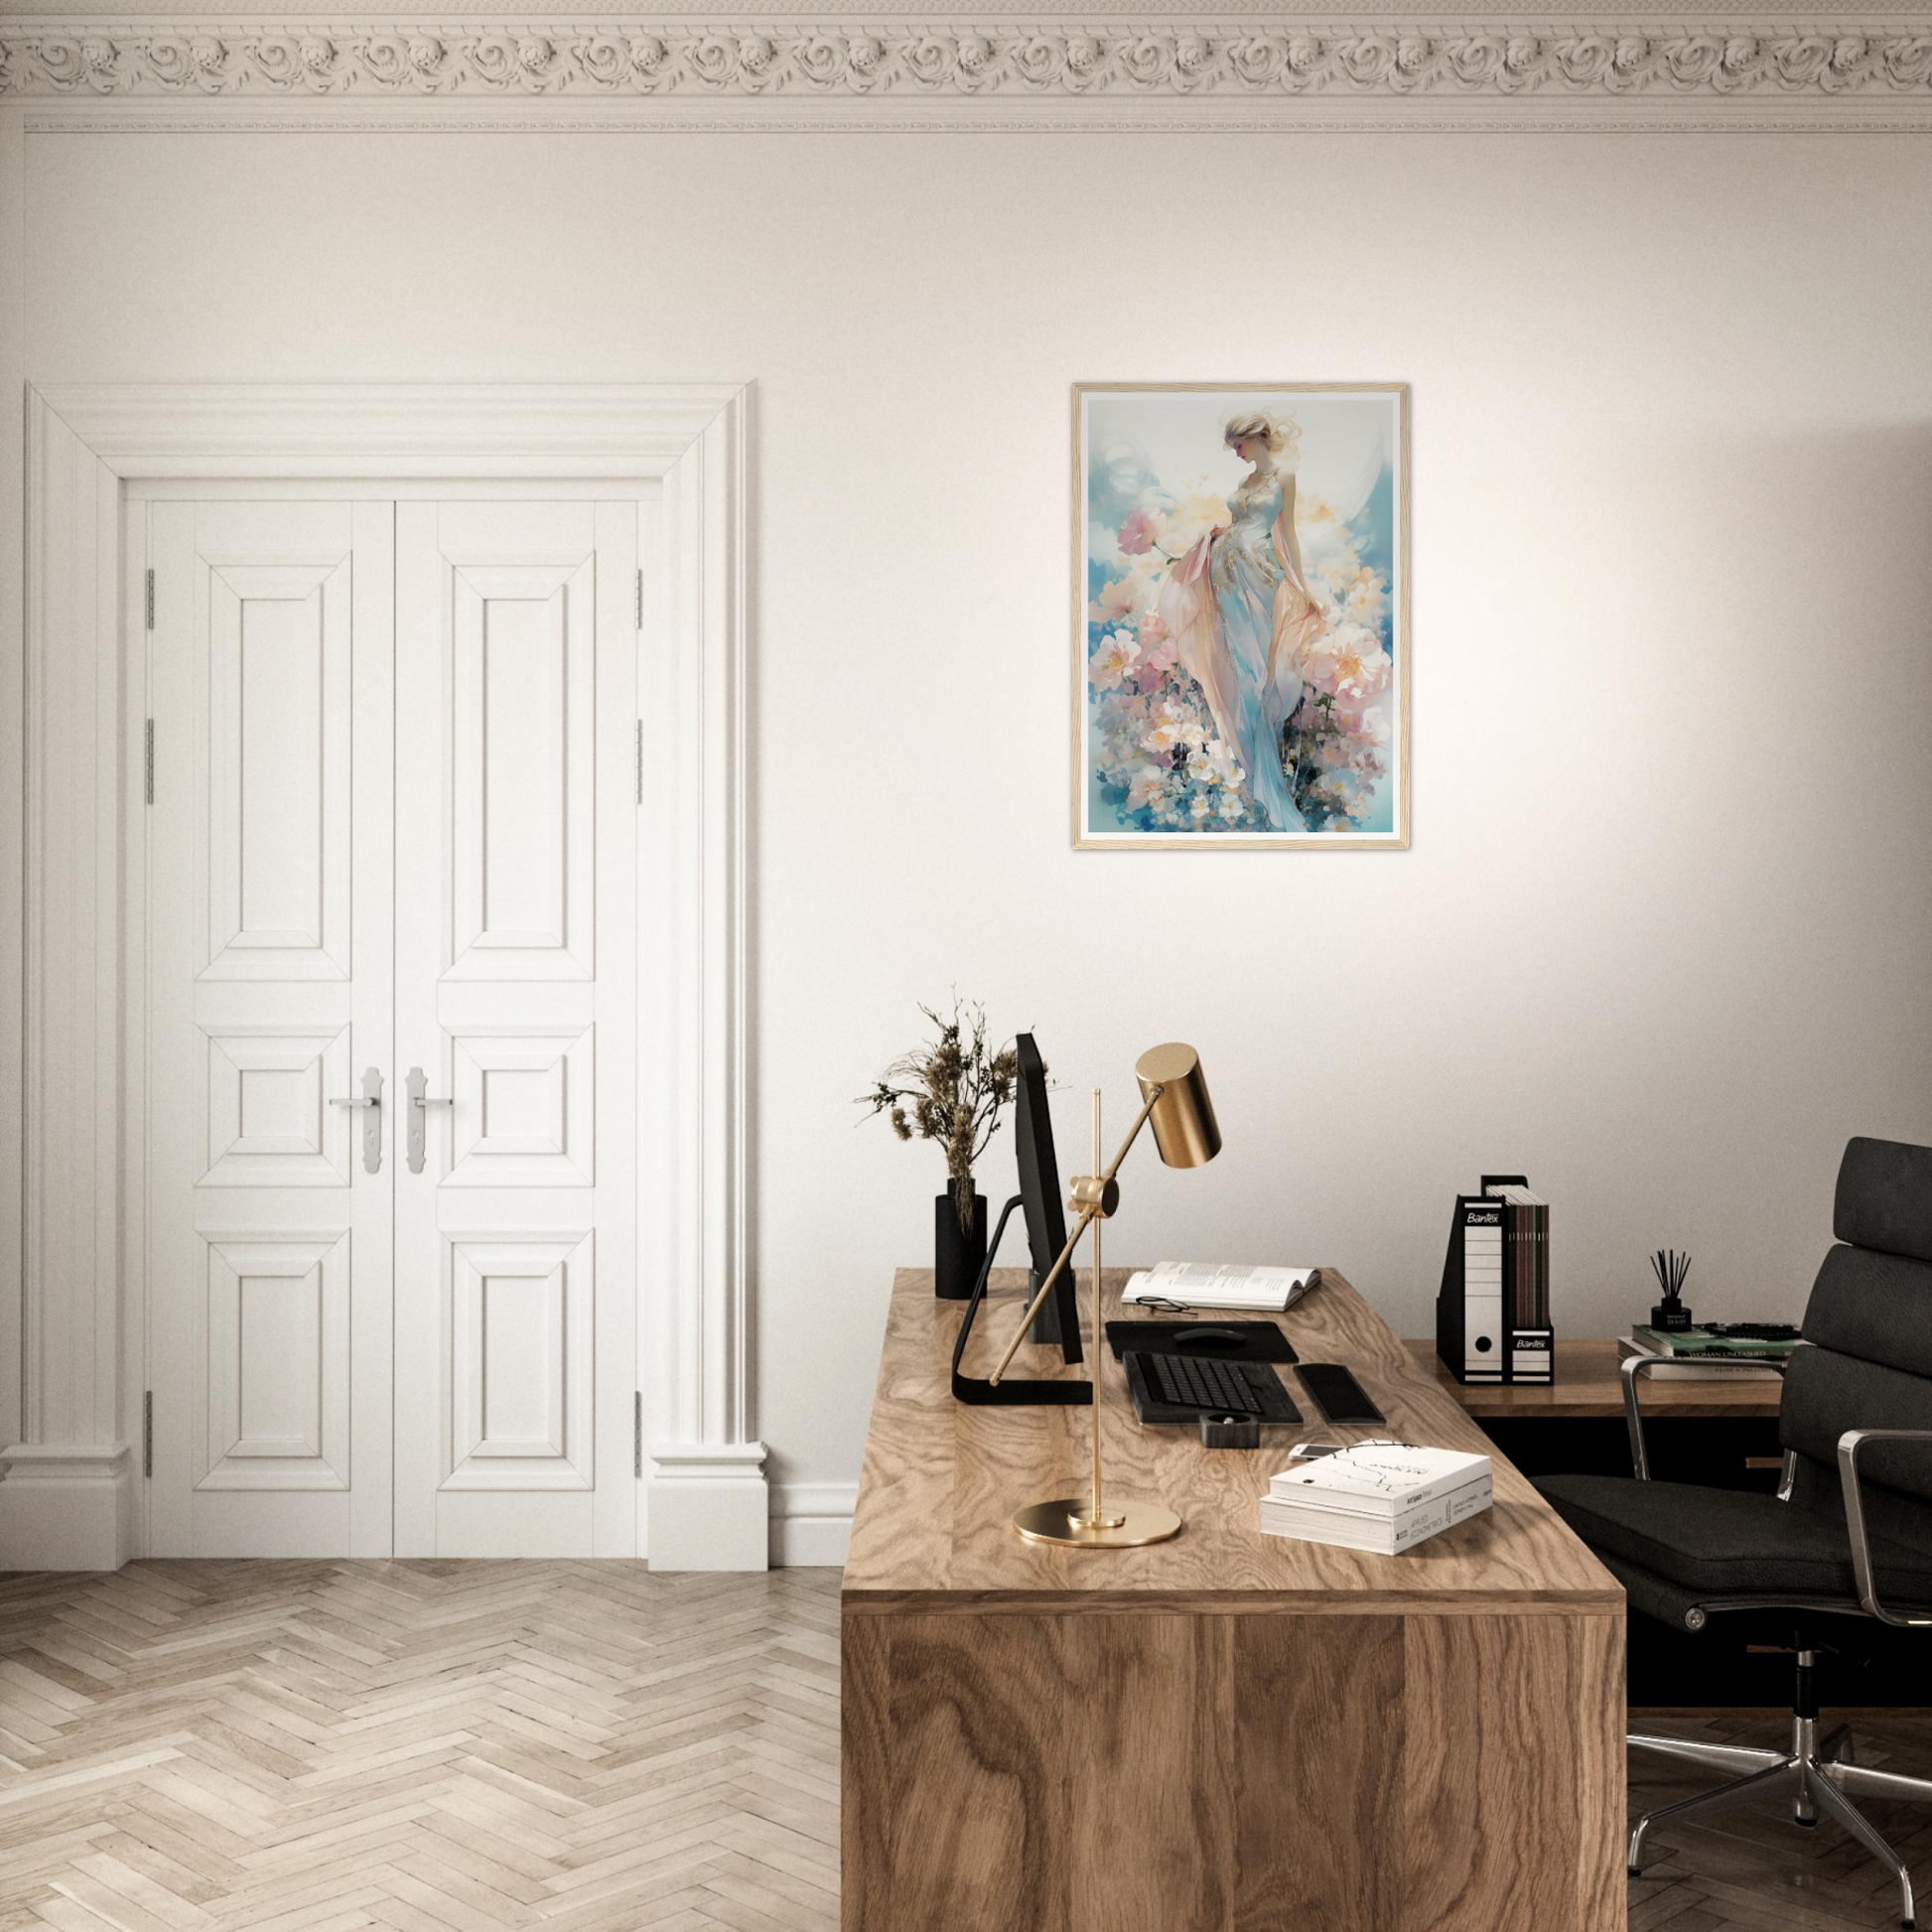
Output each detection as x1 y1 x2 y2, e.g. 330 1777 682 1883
1621 1351 1788 1481
1838 1429 1932 1627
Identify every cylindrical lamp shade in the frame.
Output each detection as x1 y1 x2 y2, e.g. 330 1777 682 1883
1134 1042 1221 1169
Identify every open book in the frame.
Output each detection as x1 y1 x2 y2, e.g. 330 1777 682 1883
1121 1261 1319 1313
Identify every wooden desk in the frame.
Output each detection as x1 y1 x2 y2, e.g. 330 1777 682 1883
1407 1337 1784 1419
843 1269 1625 1932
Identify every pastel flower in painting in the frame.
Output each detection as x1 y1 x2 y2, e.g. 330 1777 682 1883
1303 622 1390 712
1220 795 1247 824
1161 490 1233 558
1142 700 1191 759
1125 761 1168 811
1091 692 1151 775
1089 627 1141 694
1311 730 1353 772
1135 617 1179 683
1099 689 1151 739
1297 632 1336 696
1348 704 1392 754
1087 551 1161 626
1337 564 1389 629
1116 506 1167 557
1333 648 1393 717
1188 793 1214 822
1199 739 1245 789
1088 577 1138 627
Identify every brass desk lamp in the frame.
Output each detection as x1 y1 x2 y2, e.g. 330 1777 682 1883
987 1041 1221 1549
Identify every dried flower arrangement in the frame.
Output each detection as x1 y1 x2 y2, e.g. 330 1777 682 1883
860 998 1021 1233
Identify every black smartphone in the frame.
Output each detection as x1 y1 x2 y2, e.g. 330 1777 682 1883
1295 1363 1385 1426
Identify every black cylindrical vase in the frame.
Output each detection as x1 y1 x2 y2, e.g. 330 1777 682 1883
934 1185 988 1300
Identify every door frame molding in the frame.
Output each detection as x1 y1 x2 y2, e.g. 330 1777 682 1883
4 381 763 1570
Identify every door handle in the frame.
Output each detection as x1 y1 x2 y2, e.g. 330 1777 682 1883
405 1065 454 1175
329 1066 385 1174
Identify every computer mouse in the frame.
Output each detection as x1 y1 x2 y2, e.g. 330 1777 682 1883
1175 1326 1247 1350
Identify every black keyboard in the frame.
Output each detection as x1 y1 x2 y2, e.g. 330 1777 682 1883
1127 1350 1302 1423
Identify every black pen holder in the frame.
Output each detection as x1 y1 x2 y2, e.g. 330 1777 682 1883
1650 1300 1694 1332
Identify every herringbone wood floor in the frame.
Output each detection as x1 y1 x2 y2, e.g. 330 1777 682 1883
4 1562 1932 1930
0 1562 840 1932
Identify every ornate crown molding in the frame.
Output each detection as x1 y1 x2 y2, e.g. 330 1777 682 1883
3 16 1930 119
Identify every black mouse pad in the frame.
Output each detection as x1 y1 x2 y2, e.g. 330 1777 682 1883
1104 1319 1298 1364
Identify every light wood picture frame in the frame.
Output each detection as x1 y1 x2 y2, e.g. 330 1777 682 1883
1074 381 1410 850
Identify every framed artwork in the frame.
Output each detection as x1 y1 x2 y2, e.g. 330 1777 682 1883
1074 382 1409 849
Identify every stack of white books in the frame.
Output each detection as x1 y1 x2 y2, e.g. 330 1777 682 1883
1259 1442 1493 1556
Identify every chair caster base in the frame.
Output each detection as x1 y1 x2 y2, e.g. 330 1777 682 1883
1627 1719 1929 1932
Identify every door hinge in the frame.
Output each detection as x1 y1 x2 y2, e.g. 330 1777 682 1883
635 720 644 806
144 720 155 805
635 568 644 631
144 568 155 630
633 1392 643 1479
143 1391 153 1477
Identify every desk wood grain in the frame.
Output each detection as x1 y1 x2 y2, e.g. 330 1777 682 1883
843 1268 1621 1613
841 1268 1625 1931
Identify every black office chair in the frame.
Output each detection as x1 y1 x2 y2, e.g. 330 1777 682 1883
1537 1136 1932 1930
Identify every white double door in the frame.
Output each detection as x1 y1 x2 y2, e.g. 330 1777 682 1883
147 495 638 1557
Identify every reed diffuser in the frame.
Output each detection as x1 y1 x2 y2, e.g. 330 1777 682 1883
1650 1248 1694 1332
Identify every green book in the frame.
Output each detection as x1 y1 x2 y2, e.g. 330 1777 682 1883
1631 1325 1799 1360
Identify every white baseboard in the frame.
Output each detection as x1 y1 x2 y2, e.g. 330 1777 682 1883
770 1481 855 1568
0 1443 136 1571
646 1441 769 1571
0 1440 851 1573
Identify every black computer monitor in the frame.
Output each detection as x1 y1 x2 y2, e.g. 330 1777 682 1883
948 1033 1090 1405
1013 1033 1083 1364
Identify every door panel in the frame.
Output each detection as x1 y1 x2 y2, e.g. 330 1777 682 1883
393 501 637 1557
445 1231 594 1488
148 501 395 1557
449 563 595 978
204 565 352 978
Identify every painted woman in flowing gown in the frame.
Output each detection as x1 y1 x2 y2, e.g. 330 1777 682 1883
1158 412 1326 833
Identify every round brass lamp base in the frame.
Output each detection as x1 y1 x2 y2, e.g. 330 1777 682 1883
1012 1497 1183 1549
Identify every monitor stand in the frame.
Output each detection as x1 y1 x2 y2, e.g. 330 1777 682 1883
951 1195 1092 1407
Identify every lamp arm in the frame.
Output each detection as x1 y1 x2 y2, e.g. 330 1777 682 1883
987 1085 1165 1387
986 1205 1097 1389
1097 1085 1164 1186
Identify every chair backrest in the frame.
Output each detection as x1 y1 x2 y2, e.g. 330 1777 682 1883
1780 1138 1932 1542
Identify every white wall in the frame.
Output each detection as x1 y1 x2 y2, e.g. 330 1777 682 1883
21 127 1932 1540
